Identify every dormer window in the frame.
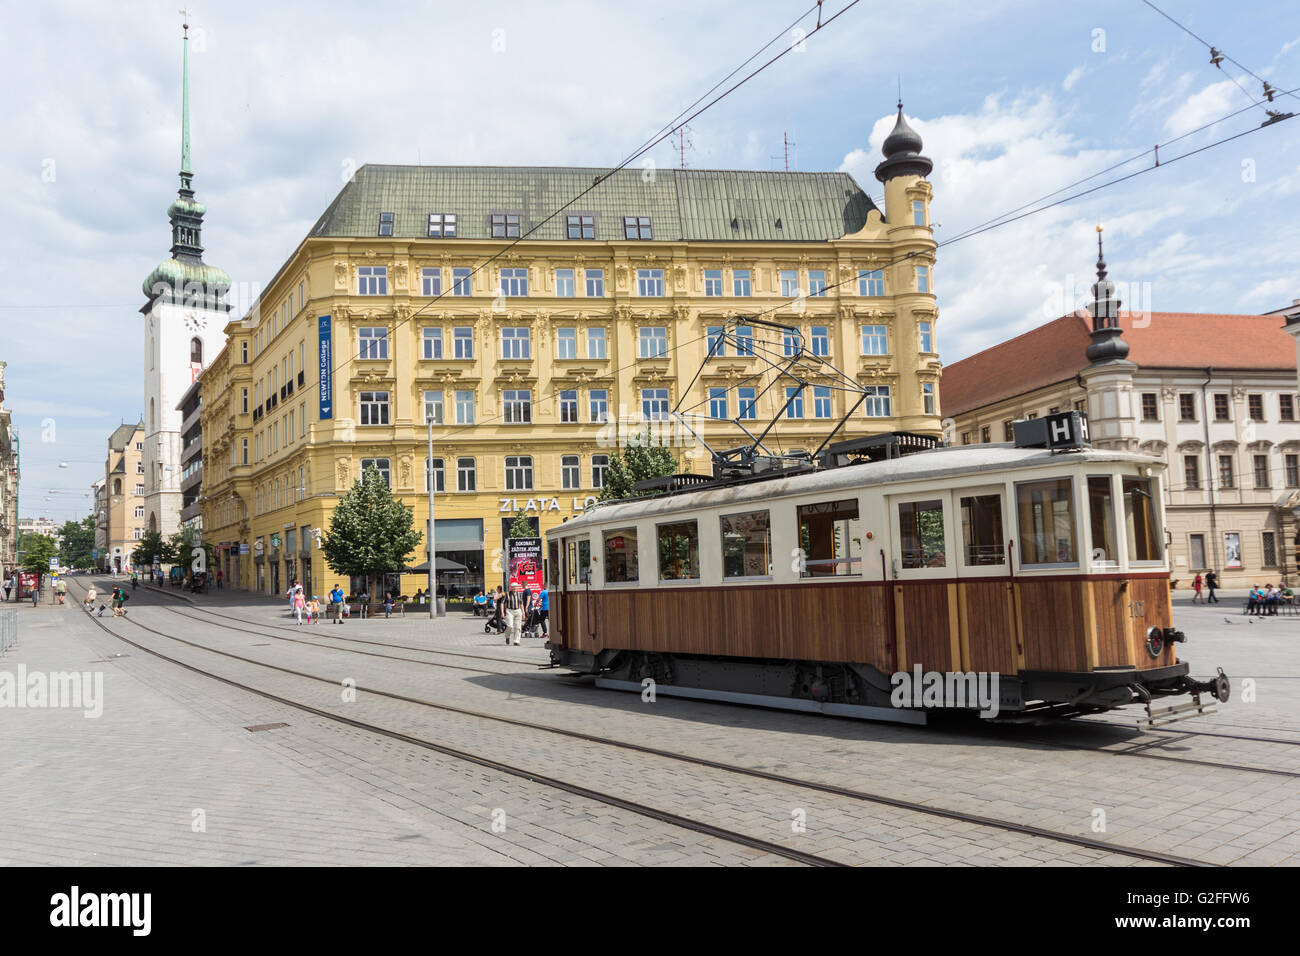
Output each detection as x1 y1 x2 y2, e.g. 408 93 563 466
378 212 394 237
491 213 521 238
428 213 457 237
623 216 652 239
566 214 596 239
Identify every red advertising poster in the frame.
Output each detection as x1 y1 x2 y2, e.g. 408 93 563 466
18 571 40 599
507 537 543 594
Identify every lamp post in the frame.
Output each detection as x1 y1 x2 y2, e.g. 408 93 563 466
427 418 435 620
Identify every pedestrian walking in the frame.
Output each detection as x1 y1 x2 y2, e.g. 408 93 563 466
31 576 40 607
1206 570 1220 604
503 581 525 646
383 591 394 619
2 570 11 602
216 568 223 590
56 577 67 605
1192 573 1204 604
293 588 306 625
329 584 344 624
538 584 549 637
308 597 319 624
84 585 97 611
358 587 370 619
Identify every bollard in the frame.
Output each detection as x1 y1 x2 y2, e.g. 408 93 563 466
436 597 446 618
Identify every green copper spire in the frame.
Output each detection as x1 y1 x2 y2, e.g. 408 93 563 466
180 22 192 183
142 16 231 310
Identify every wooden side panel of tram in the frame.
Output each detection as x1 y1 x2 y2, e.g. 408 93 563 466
1092 580 1132 668
560 582 894 666
960 581 1018 675
1015 579 1088 672
897 583 953 672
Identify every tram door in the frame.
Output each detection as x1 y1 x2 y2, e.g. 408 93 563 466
549 540 562 638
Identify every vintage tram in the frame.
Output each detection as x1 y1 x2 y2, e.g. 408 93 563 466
545 420 1230 725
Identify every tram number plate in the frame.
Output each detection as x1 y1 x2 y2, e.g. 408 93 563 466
1129 600 1146 618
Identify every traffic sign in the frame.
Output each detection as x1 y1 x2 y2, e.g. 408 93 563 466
48 557 59 571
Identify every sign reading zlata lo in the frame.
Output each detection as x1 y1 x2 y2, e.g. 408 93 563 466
318 315 333 420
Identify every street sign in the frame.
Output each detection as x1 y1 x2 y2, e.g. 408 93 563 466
48 557 59 571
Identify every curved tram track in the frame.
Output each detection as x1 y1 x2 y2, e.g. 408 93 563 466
72 578 1214 867
142 584 1300 783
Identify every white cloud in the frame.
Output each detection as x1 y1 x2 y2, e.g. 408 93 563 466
1163 79 1244 139
1063 66 1086 92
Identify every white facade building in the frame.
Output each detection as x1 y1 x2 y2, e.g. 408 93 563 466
140 24 230 538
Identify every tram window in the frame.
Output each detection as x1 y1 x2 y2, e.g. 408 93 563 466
797 499 862 576
720 510 772 578
657 521 700 581
1123 477 1163 562
959 494 1004 565
898 499 946 569
566 537 591 585
1087 476 1118 564
1016 478 1077 566
548 541 560 590
604 529 639 583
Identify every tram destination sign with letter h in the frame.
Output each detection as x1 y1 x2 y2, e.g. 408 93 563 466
1012 411 1091 451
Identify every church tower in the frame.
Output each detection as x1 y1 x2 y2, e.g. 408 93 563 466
140 21 231 540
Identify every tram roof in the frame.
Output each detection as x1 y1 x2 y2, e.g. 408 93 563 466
556 444 1161 532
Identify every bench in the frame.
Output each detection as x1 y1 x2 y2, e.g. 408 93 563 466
1242 597 1299 616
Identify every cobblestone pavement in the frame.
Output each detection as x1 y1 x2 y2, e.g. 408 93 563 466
3 577 1298 865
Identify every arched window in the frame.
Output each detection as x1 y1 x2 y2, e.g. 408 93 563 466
113 478 122 495
191 337 203 364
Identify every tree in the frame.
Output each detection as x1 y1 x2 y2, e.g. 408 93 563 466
131 530 174 569
168 528 213 575
58 516 95 568
506 511 536 540
599 429 679 500
321 465 422 596
20 533 58 575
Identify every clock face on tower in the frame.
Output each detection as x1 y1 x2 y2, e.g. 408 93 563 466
184 312 207 333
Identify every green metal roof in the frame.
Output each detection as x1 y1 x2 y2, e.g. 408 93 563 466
309 165 875 243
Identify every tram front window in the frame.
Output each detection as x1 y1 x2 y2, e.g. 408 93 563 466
960 494 1004 565
798 499 862 577
1016 478 1077 566
1123 476 1163 562
898 499 946 569
657 520 700 581
1087 476 1118 565
604 529 639 583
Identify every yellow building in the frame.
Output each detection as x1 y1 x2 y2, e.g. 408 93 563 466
103 421 146 572
201 109 943 599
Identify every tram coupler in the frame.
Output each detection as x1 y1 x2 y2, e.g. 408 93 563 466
1137 668 1230 729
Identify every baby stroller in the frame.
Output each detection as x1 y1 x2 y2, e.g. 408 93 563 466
484 604 506 635
521 605 544 640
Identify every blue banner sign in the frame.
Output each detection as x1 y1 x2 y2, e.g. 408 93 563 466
318 315 333 420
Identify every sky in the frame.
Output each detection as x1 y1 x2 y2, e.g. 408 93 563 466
2 0 1298 523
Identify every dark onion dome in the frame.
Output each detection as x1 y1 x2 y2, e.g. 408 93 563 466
874 103 933 183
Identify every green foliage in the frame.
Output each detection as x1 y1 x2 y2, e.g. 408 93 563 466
58 517 96 568
599 429 679 500
322 465 422 589
169 528 213 574
131 530 173 568
506 511 536 540
20 534 58 574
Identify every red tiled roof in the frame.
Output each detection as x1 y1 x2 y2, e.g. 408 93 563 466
942 311 1296 417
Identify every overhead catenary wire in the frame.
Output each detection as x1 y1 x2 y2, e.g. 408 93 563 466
246 84 1300 503
317 0 862 387
1139 0 1299 105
